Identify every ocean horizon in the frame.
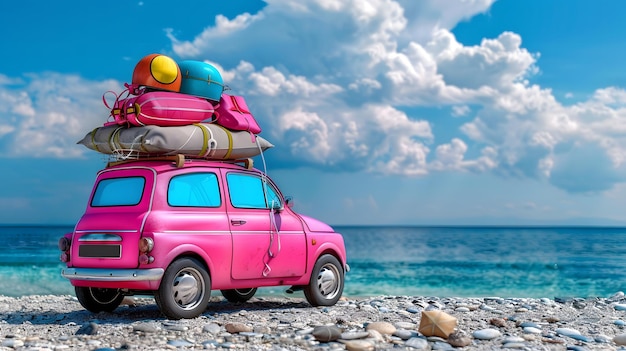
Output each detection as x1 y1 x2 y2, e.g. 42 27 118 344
1 224 624 299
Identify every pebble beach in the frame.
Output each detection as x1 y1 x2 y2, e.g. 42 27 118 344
3 293 626 351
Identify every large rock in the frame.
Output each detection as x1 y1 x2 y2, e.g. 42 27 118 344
312 325 342 342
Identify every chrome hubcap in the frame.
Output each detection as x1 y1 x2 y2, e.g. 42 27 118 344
172 268 205 309
317 263 340 299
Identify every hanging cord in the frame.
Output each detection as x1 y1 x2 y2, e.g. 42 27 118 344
259 136 281 277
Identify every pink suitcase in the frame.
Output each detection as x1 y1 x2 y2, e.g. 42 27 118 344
214 94 261 134
104 91 215 127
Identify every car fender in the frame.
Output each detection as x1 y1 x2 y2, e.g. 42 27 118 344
308 240 348 273
157 243 218 280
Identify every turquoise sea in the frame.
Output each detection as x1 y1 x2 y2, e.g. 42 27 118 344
1 225 624 299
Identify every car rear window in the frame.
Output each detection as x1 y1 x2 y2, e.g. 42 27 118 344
168 173 221 207
91 177 145 207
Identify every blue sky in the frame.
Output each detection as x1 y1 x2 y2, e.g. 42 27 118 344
2 0 626 226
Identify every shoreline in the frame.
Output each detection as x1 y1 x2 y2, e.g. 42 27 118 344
2 293 626 350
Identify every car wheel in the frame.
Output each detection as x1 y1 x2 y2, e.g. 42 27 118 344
75 287 124 313
304 254 344 306
155 257 211 319
220 288 258 303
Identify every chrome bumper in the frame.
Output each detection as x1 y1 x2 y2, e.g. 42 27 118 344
61 267 165 282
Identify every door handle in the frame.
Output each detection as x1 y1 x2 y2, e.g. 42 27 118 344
231 219 247 226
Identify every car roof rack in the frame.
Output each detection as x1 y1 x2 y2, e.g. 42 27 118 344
106 155 254 169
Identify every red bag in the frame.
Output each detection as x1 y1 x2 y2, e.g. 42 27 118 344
103 90 215 127
214 94 261 134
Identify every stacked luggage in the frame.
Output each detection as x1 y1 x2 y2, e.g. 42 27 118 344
78 53 271 161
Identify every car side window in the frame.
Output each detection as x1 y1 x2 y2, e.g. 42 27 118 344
227 173 282 209
168 173 221 207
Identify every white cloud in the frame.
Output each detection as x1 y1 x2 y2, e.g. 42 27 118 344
452 105 470 117
0 73 121 158
1 0 626 194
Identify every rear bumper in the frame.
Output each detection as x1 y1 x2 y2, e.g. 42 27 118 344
62 267 164 282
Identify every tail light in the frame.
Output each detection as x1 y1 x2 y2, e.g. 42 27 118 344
58 237 71 251
138 237 155 265
139 237 154 253
58 236 71 262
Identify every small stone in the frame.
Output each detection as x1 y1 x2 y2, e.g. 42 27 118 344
133 323 159 333
447 331 471 347
615 320 626 326
393 329 413 340
75 322 98 335
489 318 506 327
615 304 626 311
518 322 540 328
365 321 396 335
523 327 542 334
555 297 574 304
203 323 221 334
163 322 188 331
614 333 626 345
407 307 421 314
405 337 429 350
594 334 612 343
545 317 559 323
473 328 501 340
225 322 253 333
343 339 375 351
455 307 470 312
556 328 591 342
340 331 370 340
542 337 565 344
312 325 342 342
556 328 581 338
168 339 194 347
432 341 454 350
1 339 24 348
480 304 495 312
503 336 525 343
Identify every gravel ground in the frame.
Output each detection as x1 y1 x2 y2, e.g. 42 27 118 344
2 293 626 350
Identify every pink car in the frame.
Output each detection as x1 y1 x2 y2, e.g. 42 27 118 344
59 157 348 319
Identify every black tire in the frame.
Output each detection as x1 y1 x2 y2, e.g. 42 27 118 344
304 254 344 306
155 257 211 319
75 287 124 313
220 288 257 303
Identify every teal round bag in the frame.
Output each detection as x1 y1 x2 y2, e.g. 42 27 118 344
178 60 225 102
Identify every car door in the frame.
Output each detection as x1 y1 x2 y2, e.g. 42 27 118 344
224 171 307 279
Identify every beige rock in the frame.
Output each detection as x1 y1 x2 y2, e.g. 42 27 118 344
614 333 626 345
225 322 253 333
343 339 376 351
419 310 457 338
365 321 396 335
